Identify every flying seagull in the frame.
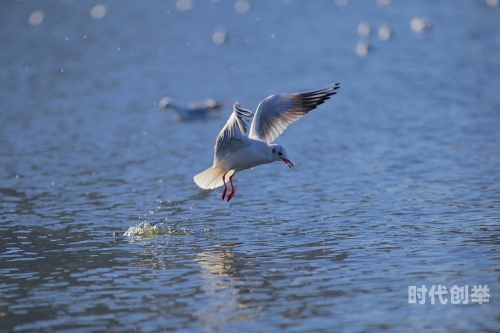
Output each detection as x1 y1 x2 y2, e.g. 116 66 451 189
194 83 340 202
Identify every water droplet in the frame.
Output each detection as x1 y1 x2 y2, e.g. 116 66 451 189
411 17 432 32
235 0 250 14
28 11 44 26
358 22 371 36
90 5 107 19
212 26 227 45
378 24 392 41
176 0 192 12
356 41 370 56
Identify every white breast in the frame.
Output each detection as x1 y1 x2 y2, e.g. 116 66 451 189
223 140 273 172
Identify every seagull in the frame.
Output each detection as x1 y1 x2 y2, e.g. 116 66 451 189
159 97 227 121
194 83 340 202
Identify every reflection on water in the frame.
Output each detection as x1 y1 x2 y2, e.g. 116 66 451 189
1 0 500 332
195 248 256 330
193 243 351 332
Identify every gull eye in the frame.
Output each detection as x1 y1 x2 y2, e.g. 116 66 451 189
279 152 283 156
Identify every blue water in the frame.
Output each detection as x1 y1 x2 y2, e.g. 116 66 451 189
1 0 499 332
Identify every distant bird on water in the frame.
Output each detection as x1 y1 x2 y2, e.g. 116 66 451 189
194 83 340 202
159 97 227 122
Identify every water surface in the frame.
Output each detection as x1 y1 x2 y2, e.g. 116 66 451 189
1 1 499 332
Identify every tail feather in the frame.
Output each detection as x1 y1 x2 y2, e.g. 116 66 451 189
194 166 231 189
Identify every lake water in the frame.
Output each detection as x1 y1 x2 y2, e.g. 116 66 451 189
1 0 499 332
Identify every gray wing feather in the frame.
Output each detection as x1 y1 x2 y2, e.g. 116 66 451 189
248 83 340 143
213 102 253 166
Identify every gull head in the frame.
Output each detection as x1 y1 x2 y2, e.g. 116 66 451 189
271 144 293 169
158 97 171 110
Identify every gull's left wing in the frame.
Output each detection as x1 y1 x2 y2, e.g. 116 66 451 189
248 83 340 143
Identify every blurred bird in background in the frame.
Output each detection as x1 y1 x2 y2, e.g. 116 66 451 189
159 97 228 121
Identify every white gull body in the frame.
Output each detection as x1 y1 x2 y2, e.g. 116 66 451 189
194 83 340 201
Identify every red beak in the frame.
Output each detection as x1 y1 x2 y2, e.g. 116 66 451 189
281 158 294 169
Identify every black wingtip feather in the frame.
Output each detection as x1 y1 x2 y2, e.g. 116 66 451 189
295 83 341 112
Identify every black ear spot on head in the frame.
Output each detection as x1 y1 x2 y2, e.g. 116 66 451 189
272 148 275 154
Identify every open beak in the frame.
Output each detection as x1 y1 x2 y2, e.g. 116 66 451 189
281 158 294 169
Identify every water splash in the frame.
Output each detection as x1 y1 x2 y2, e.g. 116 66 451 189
123 221 193 237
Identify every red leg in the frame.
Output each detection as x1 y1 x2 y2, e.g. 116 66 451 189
226 174 235 202
221 172 227 200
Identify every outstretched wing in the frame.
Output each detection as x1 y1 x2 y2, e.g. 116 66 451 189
213 102 253 167
248 83 340 143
